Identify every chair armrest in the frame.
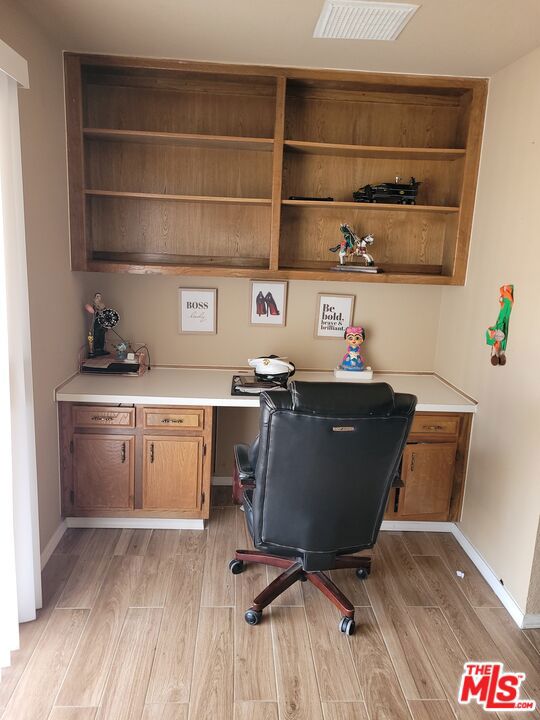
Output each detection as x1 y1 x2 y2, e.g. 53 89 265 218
234 443 256 483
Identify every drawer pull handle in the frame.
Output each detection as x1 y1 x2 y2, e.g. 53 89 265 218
423 424 444 431
91 415 115 422
410 452 416 472
161 418 184 424
150 442 155 463
121 442 126 463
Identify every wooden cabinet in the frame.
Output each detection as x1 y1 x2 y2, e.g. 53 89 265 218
59 403 213 519
65 54 487 285
143 436 203 511
385 411 472 522
72 434 134 510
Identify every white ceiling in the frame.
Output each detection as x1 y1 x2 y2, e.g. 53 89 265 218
19 0 540 77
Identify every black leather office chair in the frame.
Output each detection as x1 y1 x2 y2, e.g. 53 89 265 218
229 381 416 635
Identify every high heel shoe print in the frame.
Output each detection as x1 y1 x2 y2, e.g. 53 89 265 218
265 292 280 316
255 291 266 316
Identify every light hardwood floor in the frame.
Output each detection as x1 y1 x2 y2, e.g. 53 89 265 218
1 493 539 720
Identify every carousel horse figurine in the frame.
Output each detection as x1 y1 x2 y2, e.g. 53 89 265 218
486 284 514 366
329 224 375 266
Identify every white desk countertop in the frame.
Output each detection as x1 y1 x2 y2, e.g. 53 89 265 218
55 368 476 413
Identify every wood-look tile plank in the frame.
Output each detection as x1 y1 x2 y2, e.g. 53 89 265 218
48 708 98 720
408 700 456 720
95 607 162 720
188 607 234 720
524 628 540 654
146 532 206 704
0 553 78 709
266 565 304 606
130 530 180 608
141 705 188 720
234 702 279 720
57 529 120 609
429 534 502 608
376 533 435 607
201 507 237 607
211 485 234 507
302 580 362 702
365 559 445 700
328 570 370 606
475 608 540 701
408 606 490 720
322 702 369 720
234 516 277 702
414 556 499 660
53 528 95 556
56 555 143 707
398 532 439 557
114 528 152 556
2 609 88 720
348 607 412 720
271 606 324 720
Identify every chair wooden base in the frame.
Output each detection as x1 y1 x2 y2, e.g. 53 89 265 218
233 549 371 625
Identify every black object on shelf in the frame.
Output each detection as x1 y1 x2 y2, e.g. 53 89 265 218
289 196 334 202
353 177 421 205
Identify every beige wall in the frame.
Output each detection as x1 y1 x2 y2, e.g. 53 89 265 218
0 0 83 552
435 46 540 613
79 273 443 473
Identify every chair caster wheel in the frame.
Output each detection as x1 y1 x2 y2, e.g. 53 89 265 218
229 559 245 575
245 608 262 626
339 616 355 636
356 567 369 580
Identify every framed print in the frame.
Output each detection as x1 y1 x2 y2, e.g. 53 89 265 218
249 280 288 326
315 293 355 338
178 288 217 334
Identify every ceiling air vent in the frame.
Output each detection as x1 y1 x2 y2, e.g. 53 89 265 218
313 0 419 41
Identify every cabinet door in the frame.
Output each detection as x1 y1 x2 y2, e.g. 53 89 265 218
397 443 457 519
143 435 203 511
73 434 134 510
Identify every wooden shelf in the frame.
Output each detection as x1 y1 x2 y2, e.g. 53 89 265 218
85 190 272 206
284 140 466 161
84 128 274 152
65 54 488 284
282 199 460 214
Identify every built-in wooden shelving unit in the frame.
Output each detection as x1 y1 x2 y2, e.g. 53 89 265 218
65 54 487 284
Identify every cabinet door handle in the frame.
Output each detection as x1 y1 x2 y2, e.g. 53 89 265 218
410 452 416 472
121 442 126 463
161 418 184 424
150 442 155 463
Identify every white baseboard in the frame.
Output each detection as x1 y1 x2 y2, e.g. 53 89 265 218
522 614 540 629
40 520 67 569
381 520 454 532
450 525 527 628
65 517 205 530
212 476 232 486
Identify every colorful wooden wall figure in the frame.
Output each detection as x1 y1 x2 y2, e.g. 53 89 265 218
486 285 514 365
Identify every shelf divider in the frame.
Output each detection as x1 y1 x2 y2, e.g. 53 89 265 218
85 190 272 206
284 140 466 161
83 128 274 151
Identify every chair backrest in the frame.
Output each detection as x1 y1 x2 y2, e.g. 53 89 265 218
252 381 416 569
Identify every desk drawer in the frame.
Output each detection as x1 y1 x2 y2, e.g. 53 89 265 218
410 415 459 438
143 407 204 430
72 405 135 428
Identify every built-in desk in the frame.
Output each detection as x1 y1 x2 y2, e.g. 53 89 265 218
55 369 476 528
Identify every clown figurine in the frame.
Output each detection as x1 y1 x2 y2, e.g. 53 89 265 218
340 326 366 371
486 284 514 366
